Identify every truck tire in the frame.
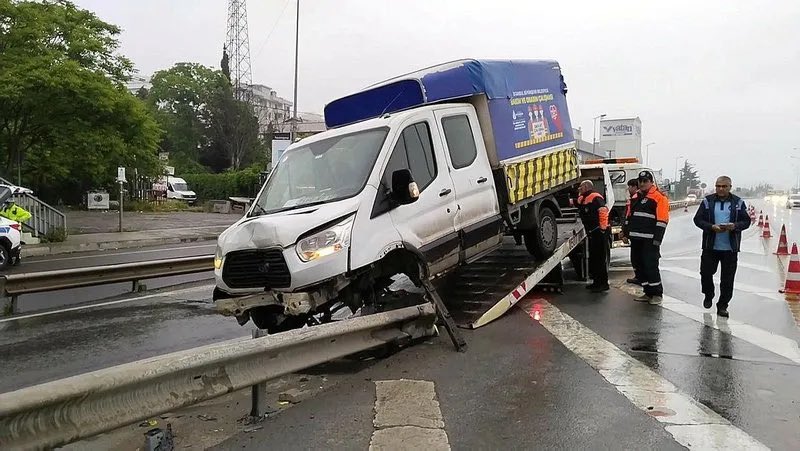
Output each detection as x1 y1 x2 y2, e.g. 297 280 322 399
524 207 557 259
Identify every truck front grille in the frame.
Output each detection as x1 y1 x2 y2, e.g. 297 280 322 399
222 249 291 289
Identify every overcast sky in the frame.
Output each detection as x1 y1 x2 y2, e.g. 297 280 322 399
74 0 800 188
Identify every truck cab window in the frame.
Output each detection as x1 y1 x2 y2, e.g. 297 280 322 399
384 122 437 192
441 115 477 169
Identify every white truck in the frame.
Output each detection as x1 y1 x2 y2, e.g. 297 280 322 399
213 59 595 333
159 176 196 204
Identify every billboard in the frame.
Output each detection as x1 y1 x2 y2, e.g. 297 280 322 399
600 119 641 138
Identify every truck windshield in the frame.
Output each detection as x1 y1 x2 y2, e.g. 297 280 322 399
253 128 389 215
172 182 189 191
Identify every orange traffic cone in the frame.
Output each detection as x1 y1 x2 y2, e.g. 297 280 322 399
780 243 800 294
762 216 773 238
749 210 756 223
775 225 789 255
758 214 764 227
684 203 688 212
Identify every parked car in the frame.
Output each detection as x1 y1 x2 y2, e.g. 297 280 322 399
786 194 800 209
686 194 697 202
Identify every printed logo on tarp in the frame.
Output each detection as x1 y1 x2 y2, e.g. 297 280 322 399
603 124 633 136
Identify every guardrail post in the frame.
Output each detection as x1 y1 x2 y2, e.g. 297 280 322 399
132 280 146 293
249 328 268 420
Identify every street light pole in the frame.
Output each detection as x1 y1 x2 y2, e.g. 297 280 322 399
592 114 606 156
674 154 684 185
290 0 300 143
645 142 655 166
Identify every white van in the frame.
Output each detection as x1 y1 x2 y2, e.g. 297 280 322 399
166 176 196 204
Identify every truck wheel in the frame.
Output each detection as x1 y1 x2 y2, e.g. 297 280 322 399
0 245 10 270
525 207 558 259
250 306 307 334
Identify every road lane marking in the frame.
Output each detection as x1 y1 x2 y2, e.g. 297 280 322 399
660 266 783 301
520 299 769 450
661 256 776 274
23 244 216 265
612 282 800 365
0 284 214 324
370 379 450 451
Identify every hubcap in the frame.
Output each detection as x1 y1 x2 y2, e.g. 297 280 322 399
541 216 556 247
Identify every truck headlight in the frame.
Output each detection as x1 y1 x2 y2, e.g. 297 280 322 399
214 246 223 270
296 216 354 262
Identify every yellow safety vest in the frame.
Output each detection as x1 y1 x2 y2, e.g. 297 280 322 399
0 203 32 223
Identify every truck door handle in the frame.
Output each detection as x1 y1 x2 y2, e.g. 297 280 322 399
477 177 488 184
439 188 452 197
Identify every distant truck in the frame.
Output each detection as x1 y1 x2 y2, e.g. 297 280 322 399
212 59 588 332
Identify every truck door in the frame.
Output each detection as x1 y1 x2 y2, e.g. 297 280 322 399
434 107 503 261
381 114 460 275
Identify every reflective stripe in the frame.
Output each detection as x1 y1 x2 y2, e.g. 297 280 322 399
647 281 662 287
633 211 656 219
656 222 668 228
629 232 654 239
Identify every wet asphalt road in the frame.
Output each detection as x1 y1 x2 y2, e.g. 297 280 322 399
6 242 216 313
3 200 800 449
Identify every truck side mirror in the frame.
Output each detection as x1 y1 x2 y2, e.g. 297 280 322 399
391 169 419 205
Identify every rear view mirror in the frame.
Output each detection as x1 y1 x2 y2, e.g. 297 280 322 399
391 169 419 205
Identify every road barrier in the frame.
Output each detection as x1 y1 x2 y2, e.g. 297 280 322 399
0 255 214 314
0 303 437 450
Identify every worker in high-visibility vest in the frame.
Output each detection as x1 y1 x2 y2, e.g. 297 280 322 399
0 201 31 224
577 180 610 293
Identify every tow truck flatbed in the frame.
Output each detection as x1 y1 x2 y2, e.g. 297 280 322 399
436 221 587 329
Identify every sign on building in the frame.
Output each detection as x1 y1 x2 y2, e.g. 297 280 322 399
599 117 643 160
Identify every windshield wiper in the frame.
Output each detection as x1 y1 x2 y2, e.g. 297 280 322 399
263 200 329 215
249 203 268 217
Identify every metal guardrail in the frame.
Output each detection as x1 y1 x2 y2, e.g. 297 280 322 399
0 303 437 450
0 255 213 314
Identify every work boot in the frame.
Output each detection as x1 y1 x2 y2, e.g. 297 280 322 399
634 294 651 302
649 296 663 305
626 278 643 286
703 296 713 309
591 284 610 293
717 308 729 318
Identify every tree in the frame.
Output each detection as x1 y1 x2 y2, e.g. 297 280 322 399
675 160 701 197
149 61 263 173
0 0 161 202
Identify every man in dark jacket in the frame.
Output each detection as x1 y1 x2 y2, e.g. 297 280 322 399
692 176 751 317
577 180 610 292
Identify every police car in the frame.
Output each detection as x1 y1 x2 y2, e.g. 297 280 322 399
0 215 22 270
0 186 24 270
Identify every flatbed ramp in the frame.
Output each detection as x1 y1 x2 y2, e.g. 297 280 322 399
437 222 586 329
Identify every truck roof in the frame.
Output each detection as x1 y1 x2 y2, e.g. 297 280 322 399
324 59 568 128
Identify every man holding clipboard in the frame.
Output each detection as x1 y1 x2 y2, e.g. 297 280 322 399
693 176 751 317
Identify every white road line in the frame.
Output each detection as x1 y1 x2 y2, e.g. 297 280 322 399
521 299 769 450
660 266 783 301
24 244 216 264
613 283 800 365
661 256 775 274
0 284 214 323
370 379 450 451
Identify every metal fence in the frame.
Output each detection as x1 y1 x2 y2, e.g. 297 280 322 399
0 303 437 450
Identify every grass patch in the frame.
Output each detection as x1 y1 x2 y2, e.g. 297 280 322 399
42 227 68 243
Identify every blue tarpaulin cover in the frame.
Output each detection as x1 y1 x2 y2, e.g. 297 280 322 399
324 59 574 161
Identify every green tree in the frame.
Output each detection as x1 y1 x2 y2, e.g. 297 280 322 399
675 160 701 197
149 61 263 173
0 0 160 202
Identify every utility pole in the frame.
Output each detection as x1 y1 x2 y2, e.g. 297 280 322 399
592 114 606 156
225 0 253 102
290 0 300 143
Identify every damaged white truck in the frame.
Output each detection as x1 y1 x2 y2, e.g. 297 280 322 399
213 59 585 333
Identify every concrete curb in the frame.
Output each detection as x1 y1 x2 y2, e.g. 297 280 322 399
21 233 221 258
